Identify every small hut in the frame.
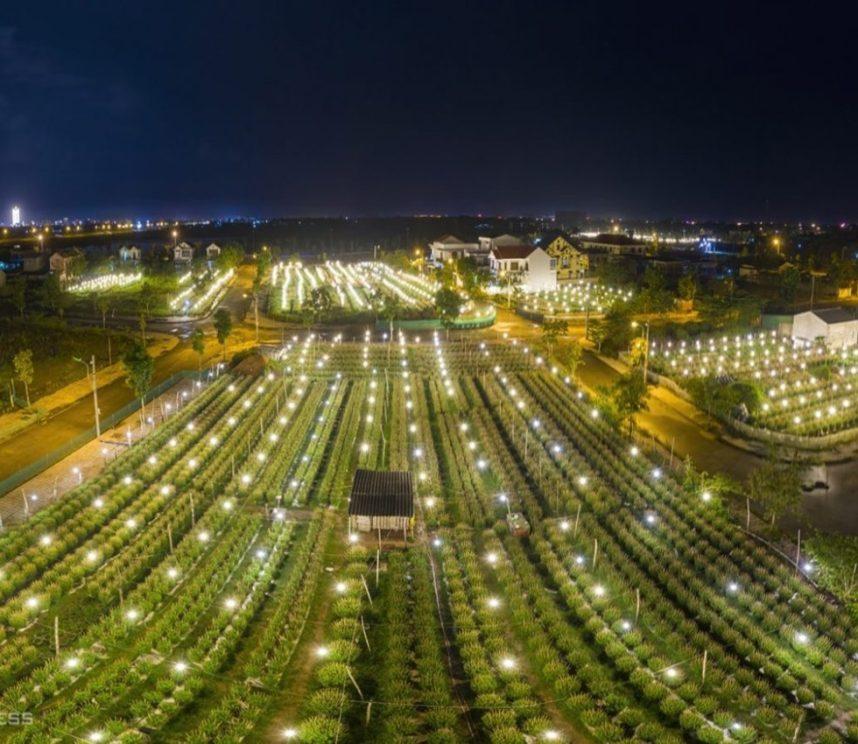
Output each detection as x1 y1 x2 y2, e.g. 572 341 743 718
348 469 414 537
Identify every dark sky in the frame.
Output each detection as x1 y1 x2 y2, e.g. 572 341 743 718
1 1 856 221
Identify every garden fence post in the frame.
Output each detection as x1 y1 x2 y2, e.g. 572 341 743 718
593 538 598 569
795 529 801 573
635 588 640 623
573 503 581 538
168 523 174 554
362 576 373 606
22 489 29 517
360 615 371 651
701 649 707 684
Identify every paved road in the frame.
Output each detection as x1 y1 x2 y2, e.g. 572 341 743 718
0 265 272 484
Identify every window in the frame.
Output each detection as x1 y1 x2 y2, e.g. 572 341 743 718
510 261 519 271
550 259 557 270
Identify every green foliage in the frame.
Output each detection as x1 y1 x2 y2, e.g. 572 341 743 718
540 318 568 356
213 308 233 353
39 274 69 317
779 265 801 306
677 274 698 302
686 378 762 418
434 287 461 329
747 457 803 524
121 341 154 403
555 340 582 377
215 243 245 271
305 286 334 322
12 348 34 406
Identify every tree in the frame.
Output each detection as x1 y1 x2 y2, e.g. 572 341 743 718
541 318 568 357
374 292 402 339
5 276 26 318
216 243 246 272
39 274 69 318
747 458 803 526
434 287 461 336
555 340 583 378
677 274 698 304
12 349 34 407
191 328 206 371
779 265 801 308
610 370 649 434
213 308 233 361
305 286 334 324
96 294 113 328
136 296 152 343
122 342 154 420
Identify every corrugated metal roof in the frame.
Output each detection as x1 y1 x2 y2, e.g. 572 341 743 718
810 307 856 324
348 469 414 517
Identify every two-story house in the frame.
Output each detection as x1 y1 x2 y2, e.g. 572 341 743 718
489 245 557 292
174 241 195 263
536 230 589 282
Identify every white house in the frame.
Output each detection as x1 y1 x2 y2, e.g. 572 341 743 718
792 308 858 349
206 242 222 260
174 242 195 263
429 234 479 263
119 245 141 262
489 245 557 292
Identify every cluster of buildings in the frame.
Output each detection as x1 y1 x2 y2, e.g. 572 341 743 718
429 231 591 292
0 240 224 287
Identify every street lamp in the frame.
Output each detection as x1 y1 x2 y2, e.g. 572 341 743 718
73 356 101 437
631 320 650 384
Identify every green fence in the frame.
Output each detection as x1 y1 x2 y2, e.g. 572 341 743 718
377 306 496 331
0 370 199 499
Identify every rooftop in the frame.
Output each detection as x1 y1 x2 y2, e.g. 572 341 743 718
807 307 857 324
348 469 414 517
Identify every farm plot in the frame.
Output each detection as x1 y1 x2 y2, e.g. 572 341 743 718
649 330 858 436
518 281 633 319
0 331 854 743
269 260 491 326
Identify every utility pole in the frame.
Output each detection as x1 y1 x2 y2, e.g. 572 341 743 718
90 355 101 438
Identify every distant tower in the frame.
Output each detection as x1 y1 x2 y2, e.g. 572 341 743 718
11 206 21 227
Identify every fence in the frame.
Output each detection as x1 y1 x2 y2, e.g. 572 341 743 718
0 370 199 499
378 306 497 331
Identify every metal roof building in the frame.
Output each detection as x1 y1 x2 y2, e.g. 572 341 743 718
348 469 415 535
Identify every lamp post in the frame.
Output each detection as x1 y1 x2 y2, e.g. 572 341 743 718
74 356 101 437
631 320 650 384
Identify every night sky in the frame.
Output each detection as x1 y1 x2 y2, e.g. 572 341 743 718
2 1 856 221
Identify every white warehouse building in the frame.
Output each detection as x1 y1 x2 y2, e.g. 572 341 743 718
791 308 858 349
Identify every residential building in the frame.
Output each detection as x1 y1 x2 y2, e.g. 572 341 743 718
174 241 195 263
206 242 222 260
49 248 84 281
535 230 588 282
119 245 141 262
428 234 479 263
489 244 557 292
580 233 648 255
792 308 858 349
10 250 46 273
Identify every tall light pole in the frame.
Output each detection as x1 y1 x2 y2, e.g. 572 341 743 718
631 321 650 384
74 356 101 437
